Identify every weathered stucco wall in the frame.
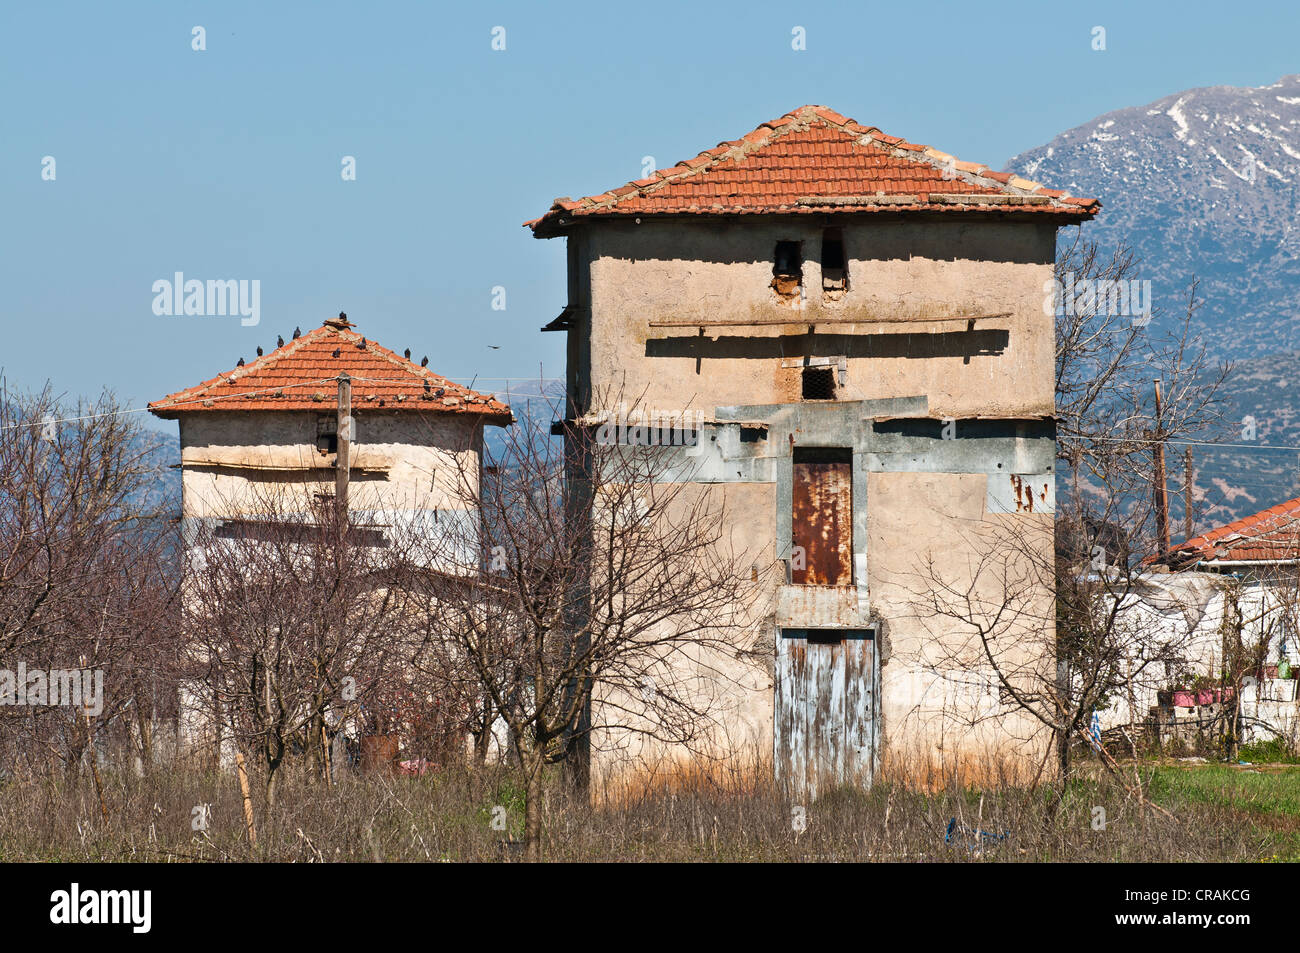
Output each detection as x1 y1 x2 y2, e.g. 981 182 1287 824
574 218 1056 419
177 410 483 520
867 471 1053 784
589 481 779 789
564 214 1059 791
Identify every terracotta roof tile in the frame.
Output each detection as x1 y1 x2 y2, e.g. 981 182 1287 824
528 105 1098 233
1164 497 1300 566
148 320 512 422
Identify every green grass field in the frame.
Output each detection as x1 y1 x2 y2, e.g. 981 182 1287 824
1147 762 1300 861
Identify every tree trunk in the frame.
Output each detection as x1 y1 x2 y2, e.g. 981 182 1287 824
1055 727 1072 795
473 718 490 765
266 762 280 813
524 769 542 861
137 704 154 776
562 698 591 796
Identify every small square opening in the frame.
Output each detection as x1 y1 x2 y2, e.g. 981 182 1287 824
316 415 338 455
821 228 847 299
772 240 803 301
801 366 836 400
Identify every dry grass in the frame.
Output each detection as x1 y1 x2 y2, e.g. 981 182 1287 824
0 756 1288 862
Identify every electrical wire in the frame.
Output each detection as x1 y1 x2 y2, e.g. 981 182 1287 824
0 374 563 432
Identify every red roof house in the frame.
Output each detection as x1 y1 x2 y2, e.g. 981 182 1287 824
527 104 1098 235
149 314 511 422
1163 498 1300 569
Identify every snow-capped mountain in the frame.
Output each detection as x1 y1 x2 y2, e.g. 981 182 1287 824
1007 74 1300 361
1006 75 1300 528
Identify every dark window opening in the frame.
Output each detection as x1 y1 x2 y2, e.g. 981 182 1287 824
801 366 836 400
772 240 802 301
316 415 338 455
215 518 389 548
821 228 847 299
774 241 801 276
793 447 852 464
806 630 843 645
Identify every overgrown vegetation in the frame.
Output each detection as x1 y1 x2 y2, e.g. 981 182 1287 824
0 760 1295 862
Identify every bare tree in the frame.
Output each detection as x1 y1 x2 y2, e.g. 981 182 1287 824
181 484 419 808
904 236 1230 791
404 391 763 859
0 383 179 785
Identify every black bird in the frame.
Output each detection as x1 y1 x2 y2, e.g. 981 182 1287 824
277 335 285 347
293 326 301 339
237 357 245 366
420 356 429 367
488 345 501 350
404 348 411 359
332 348 341 358
256 346 263 356
357 337 366 348
338 311 347 322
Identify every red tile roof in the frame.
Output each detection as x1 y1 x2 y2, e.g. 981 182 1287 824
1164 497 1300 566
527 105 1099 234
148 318 512 422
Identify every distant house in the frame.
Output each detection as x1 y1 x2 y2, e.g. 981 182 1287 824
1162 496 1300 575
528 105 1099 792
148 314 512 758
1116 499 1300 747
149 314 511 562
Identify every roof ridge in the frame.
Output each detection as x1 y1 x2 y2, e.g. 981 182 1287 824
528 104 1097 229
147 320 509 418
356 333 492 401
157 324 336 405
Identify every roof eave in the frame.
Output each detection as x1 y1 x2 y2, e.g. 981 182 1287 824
530 204 1098 235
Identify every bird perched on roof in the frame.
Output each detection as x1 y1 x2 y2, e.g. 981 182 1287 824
404 348 411 359
421 356 429 367
256 346 263 356
357 337 366 348
293 327 301 339
237 357 245 366
277 335 285 347
332 348 341 358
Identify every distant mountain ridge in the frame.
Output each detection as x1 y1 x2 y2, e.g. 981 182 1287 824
1007 73 1300 362
1005 74 1300 529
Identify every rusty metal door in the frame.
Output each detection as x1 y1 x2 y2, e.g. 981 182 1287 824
775 629 875 798
791 449 852 585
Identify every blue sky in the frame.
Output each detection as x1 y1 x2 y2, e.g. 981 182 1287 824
3 0 1297 429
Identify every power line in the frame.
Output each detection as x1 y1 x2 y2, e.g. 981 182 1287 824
1077 434 1300 453
0 376 342 432
0 374 563 432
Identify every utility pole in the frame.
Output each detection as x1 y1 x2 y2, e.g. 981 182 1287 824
326 370 351 786
336 371 351 522
1184 446 1195 543
1153 379 1170 554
